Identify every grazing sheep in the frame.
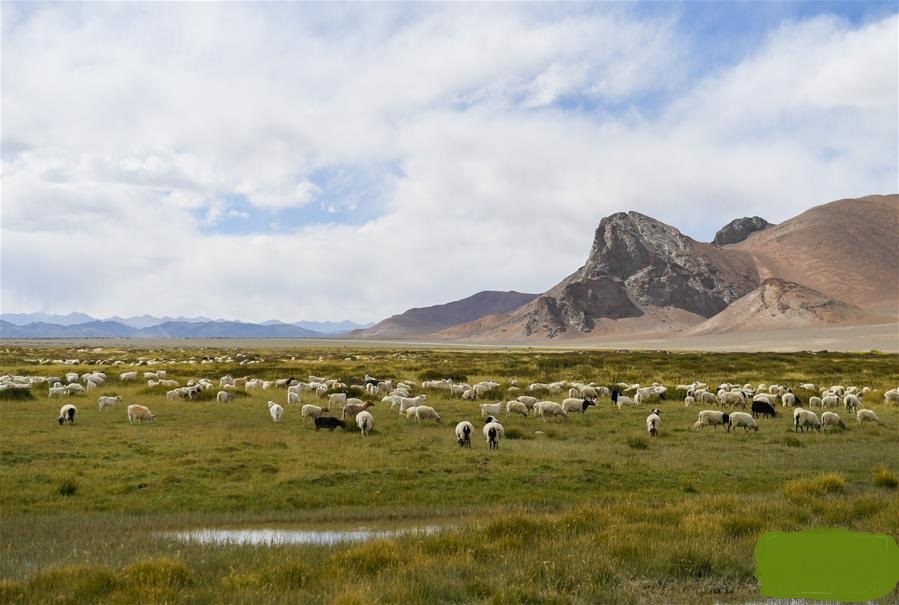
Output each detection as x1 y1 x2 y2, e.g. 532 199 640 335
479 402 503 418
216 391 235 404
717 391 745 408
534 401 567 421
693 410 729 431
884 388 899 404
821 411 846 431
98 395 121 411
398 395 428 415
414 406 441 423
505 400 529 417
404 406 419 419
461 389 476 400
726 412 758 432
483 416 504 450
301 405 327 420
343 401 375 420
684 395 695 407
516 395 538 409
646 409 661 437
611 391 637 409
561 398 596 414
314 416 346 431
808 396 823 408
127 404 155 424
781 392 796 407
329 393 348 408
751 399 777 419
843 394 862 413
856 409 880 424
48 386 67 398
356 410 374 436
821 394 840 408
65 383 84 395
793 408 820 432
120 371 137 382
455 421 473 448
57 404 77 425
268 401 284 423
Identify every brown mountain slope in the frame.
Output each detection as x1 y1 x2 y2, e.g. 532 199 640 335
444 212 760 340
730 194 898 313
689 278 883 334
351 290 538 338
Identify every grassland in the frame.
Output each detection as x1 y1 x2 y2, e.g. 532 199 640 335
1 344 898 604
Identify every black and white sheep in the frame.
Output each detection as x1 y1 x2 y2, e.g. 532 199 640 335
57 404 77 425
455 421 473 447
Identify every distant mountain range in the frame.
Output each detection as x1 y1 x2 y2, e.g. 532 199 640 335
0 314 372 339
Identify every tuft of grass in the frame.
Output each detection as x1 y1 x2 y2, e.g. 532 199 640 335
784 472 847 499
121 557 191 601
0 388 35 401
57 479 78 497
25 564 118 604
329 539 404 575
504 427 531 440
683 483 698 494
0 580 25 605
627 436 649 450
783 435 804 448
873 467 898 489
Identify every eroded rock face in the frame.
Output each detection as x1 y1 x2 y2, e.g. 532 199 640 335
522 212 760 336
712 216 771 246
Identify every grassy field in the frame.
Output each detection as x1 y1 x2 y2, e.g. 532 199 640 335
1 344 898 604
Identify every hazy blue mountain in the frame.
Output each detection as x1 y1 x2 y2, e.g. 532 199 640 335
0 312 96 326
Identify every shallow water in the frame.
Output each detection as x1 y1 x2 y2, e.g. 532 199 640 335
170 525 443 546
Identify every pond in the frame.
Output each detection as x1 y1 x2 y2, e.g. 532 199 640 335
169 525 443 546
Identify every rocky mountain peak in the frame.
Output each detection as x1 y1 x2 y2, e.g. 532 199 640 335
712 216 771 246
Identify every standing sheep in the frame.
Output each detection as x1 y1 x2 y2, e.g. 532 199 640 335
646 409 661 437
505 400 529 417
98 395 122 411
414 406 441 423
356 410 374 436
127 404 155 424
793 408 820 432
726 412 758 432
693 410 729 431
57 404 77 425
483 416 504 450
455 421 473 448
856 409 880 424
821 411 846 431
268 401 284 423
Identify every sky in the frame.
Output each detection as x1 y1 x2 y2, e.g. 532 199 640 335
2 1 896 323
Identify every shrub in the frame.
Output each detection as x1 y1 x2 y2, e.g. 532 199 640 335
783 435 804 448
329 539 404 575
873 467 898 489
58 479 78 497
627 436 649 450
121 557 191 600
783 473 847 499
26 564 118 604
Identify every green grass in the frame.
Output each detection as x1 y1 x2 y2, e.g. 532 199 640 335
1 344 898 603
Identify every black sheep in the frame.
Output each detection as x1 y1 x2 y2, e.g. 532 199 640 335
314 416 346 431
751 399 777 419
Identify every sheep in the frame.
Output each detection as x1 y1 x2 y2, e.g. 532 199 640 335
517 395 538 409
404 406 420 419
343 401 375 420
479 402 503 418
684 395 695 407
611 390 637 409
301 405 327 420
65 383 84 395
57 404 77 425
719 391 745 408
808 396 823 408
455 421 473 448
780 392 796 407
65 372 80 383
127 404 155 424
98 395 121 411
751 399 777 419
646 409 661 437
287 391 301 405
314 416 346 431
398 395 427 415
843 394 862 413
268 401 284 423
884 388 899 404
483 416 504 450
505 400 529 417
561 397 596 414
856 409 880 424
461 389 476 400
86 381 97 391
414 406 441 423
356 410 374 436
120 371 137 382
329 393 348 408
534 401 567 421
693 410 729 431
793 408 820 432
821 394 840 408
821 411 846 431
726 411 758 432
48 386 67 398
216 391 235 404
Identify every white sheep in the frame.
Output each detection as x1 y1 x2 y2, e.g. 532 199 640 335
856 409 880 424
287 391 301 405
268 401 284 423
534 401 567 421
483 416 504 449
780 392 796 407
505 400 529 417
65 383 84 395
793 408 820 432
120 371 138 382
843 394 862 412
821 411 846 431
516 395 538 409
48 386 67 398
726 411 758 433
455 421 473 447
884 388 899 404
414 406 441 423
58 404 77 425
612 392 637 409
693 410 728 431
127 404 155 424
684 396 695 407
404 406 419 419
301 405 326 420
479 402 503 418
329 393 348 408
398 395 427 415
356 410 374 436
808 396 823 408
646 409 661 437
216 391 235 404
98 395 121 411
821 394 840 408
719 391 745 407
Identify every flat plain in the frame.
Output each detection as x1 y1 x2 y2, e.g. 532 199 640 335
1 343 897 604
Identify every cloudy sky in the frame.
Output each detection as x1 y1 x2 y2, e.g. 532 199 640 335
2 2 896 323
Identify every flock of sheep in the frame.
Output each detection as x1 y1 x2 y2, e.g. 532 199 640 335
3 367 896 447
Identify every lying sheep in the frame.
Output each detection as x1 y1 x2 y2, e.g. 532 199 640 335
356 410 374 436
483 416 504 450
480 402 503 418
98 395 121 411
693 410 729 431
505 400 529 417
58 404 77 425
455 421 473 448
821 411 846 431
856 409 880 424
268 401 284 423
415 406 441 423
646 409 661 437
127 404 155 424
793 408 820 432
726 411 758 432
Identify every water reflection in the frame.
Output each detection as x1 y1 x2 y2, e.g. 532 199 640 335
171 525 442 546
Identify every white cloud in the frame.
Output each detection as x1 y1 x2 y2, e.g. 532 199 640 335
1 4 895 322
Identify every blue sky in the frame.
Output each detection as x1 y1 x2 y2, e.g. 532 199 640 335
2 1 896 321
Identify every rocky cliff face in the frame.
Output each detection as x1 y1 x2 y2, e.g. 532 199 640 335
713 216 771 246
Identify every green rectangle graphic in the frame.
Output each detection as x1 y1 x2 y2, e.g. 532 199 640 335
755 529 899 602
